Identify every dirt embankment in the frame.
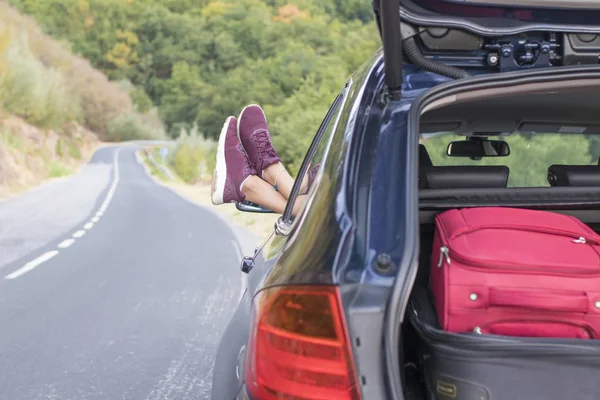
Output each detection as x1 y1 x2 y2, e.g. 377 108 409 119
0 113 99 200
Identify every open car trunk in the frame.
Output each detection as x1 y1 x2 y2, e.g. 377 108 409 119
389 67 600 399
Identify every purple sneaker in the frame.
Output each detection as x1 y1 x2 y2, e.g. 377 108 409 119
237 104 281 176
211 116 257 205
305 162 321 193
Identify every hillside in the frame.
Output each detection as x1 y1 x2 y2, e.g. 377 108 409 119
7 0 381 175
0 2 169 198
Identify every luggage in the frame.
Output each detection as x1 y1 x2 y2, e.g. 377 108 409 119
430 207 600 338
409 286 600 400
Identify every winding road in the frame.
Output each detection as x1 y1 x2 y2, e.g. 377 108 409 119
0 146 255 400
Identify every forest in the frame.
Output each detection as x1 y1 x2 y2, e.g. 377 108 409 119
7 0 381 174
6 0 599 186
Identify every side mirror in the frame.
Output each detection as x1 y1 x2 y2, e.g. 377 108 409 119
447 139 510 158
235 201 274 213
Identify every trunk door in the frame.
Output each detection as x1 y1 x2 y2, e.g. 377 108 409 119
373 0 600 87
373 0 600 36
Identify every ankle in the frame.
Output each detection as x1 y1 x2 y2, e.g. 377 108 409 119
263 163 284 185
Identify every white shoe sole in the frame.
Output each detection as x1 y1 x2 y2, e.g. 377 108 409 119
211 116 233 205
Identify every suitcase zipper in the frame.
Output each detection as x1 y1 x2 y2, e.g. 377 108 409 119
437 246 450 268
451 225 600 245
411 309 600 356
437 243 600 274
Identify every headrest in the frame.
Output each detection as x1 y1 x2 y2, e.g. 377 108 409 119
547 165 600 187
423 166 510 189
419 144 433 167
419 145 433 189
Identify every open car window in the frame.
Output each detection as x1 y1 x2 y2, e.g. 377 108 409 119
421 132 600 187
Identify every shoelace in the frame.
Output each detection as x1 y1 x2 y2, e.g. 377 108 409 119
252 129 278 161
236 143 256 176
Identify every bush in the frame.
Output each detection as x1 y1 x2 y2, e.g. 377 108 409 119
0 3 142 138
47 161 71 177
107 111 166 142
170 125 216 183
0 29 81 129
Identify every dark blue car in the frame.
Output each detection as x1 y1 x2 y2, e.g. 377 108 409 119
212 0 600 398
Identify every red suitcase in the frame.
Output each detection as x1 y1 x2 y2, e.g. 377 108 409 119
430 207 600 339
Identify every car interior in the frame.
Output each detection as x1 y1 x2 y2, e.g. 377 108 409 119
401 80 600 397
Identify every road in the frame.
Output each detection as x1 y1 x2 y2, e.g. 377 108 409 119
0 146 255 400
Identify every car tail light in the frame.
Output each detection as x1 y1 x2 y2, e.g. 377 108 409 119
245 285 361 400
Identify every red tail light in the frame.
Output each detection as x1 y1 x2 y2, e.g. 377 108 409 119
245 285 361 400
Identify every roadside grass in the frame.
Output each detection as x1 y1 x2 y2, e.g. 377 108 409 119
47 161 72 178
1 130 24 151
139 148 170 182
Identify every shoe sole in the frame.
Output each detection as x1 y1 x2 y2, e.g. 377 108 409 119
237 104 268 145
211 116 233 205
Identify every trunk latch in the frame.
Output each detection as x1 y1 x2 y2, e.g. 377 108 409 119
485 35 560 72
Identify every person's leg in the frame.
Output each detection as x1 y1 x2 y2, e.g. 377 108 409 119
241 176 288 214
238 105 321 200
242 177 308 217
262 162 308 200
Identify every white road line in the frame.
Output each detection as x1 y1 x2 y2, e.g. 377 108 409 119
57 239 76 249
5 251 59 280
4 149 122 281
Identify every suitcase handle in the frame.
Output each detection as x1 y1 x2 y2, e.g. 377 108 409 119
476 320 594 339
488 288 589 313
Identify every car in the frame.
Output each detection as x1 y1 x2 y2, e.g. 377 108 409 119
211 0 600 398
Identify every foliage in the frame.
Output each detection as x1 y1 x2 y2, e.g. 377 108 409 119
170 125 217 183
0 29 80 129
0 2 165 140
7 0 381 167
48 161 72 178
107 111 166 142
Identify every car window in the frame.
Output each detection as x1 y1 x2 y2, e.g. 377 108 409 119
421 132 600 187
282 89 347 223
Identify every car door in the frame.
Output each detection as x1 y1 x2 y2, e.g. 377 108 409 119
210 83 349 400
244 82 350 296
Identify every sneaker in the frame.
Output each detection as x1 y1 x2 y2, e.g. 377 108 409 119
237 104 281 176
211 116 257 205
305 162 321 193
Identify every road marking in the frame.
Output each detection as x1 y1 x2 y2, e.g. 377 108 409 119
57 239 76 249
4 149 122 281
5 251 59 280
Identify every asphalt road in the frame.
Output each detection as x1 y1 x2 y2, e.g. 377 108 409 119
0 146 254 400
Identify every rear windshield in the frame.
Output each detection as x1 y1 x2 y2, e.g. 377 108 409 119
420 132 600 187
409 0 600 26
